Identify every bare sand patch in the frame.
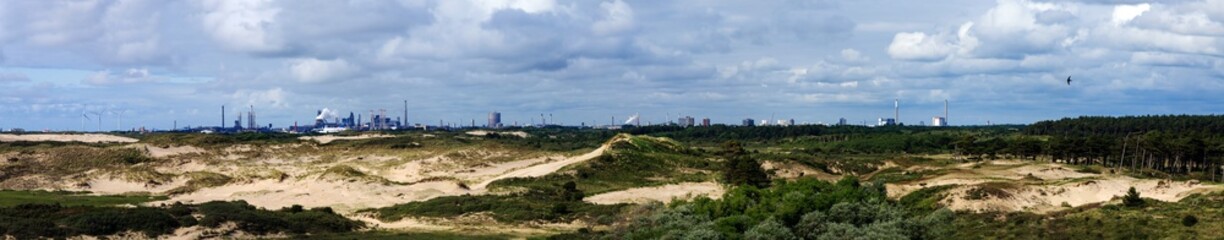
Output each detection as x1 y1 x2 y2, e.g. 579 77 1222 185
941 177 1221 213
886 160 1223 213
473 144 609 190
157 179 469 214
761 160 841 182
74 177 188 195
584 182 725 205
0 134 137 143
125 144 205 158
299 134 392 144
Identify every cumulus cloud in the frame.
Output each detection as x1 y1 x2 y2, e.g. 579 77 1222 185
197 0 284 54
289 58 357 83
592 0 635 35
0 0 168 64
5 0 1224 129
887 32 956 61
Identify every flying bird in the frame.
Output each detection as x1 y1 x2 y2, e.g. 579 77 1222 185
1066 76 1072 86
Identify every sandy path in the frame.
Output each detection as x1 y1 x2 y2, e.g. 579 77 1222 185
299 134 392 144
584 182 724 205
0 134 137 143
158 180 468 214
472 145 609 190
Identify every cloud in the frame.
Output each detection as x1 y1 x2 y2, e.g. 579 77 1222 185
1111 3 1150 26
197 0 285 54
289 58 357 83
887 32 956 61
231 88 288 108
0 71 29 83
841 48 869 63
5 0 1224 129
83 68 159 85
592 0 635 35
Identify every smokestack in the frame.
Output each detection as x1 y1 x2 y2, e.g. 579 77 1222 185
222 105 225 128
944 99 948 125
404 100 408 128
894 99 899 125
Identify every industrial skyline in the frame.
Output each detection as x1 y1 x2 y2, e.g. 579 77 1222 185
2 1 1223 131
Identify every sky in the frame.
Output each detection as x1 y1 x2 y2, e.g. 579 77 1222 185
2 0 1224 131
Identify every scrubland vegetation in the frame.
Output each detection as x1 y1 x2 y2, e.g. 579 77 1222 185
1 115 1222 238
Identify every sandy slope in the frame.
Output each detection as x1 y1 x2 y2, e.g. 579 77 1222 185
941 177 1220 213
472 144 610 190
584 182 725 205
0 134 137 143
886 160 1223 213
158 180 468 214
125 144 205 158
761 160 841 182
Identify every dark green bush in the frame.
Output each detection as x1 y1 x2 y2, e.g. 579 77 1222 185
0 201 361 238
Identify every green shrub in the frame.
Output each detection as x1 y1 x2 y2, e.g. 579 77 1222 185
1181 215 1197 227
0 201 361 238
1123 187 1144 207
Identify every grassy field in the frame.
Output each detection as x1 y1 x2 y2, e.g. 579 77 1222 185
0 190 167 207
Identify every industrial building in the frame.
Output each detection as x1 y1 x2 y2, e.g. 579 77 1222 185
878 118 897 126
742 118 755 127
932 99 949 127
678 116 695 127
489 112 502 128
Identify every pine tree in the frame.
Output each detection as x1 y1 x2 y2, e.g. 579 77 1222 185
1123 186 1144 207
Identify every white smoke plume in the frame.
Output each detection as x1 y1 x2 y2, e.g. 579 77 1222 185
316 108 340 120
624 114 639 125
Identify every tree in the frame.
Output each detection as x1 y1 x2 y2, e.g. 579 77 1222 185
720 141 770 188
1123 187 1144 207
723 156 770 188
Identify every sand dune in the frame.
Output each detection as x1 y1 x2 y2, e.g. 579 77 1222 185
887 160 1222 213
473 144 609 190
584 182 724 205
0 134 137 143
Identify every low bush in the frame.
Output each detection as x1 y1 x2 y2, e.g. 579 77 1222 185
0 201 361 239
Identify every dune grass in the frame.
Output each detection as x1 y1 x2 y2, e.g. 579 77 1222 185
0 190 166 207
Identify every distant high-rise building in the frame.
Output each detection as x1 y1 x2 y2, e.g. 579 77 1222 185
932 117 947 127
701 118 711 127
878 118 896 126
838 118 848 125
742 118 756 127
488 112 502 128
678 116 695 127
247 106 256 130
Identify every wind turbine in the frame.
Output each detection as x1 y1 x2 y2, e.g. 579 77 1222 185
81 113 90 132
91 111 102 131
